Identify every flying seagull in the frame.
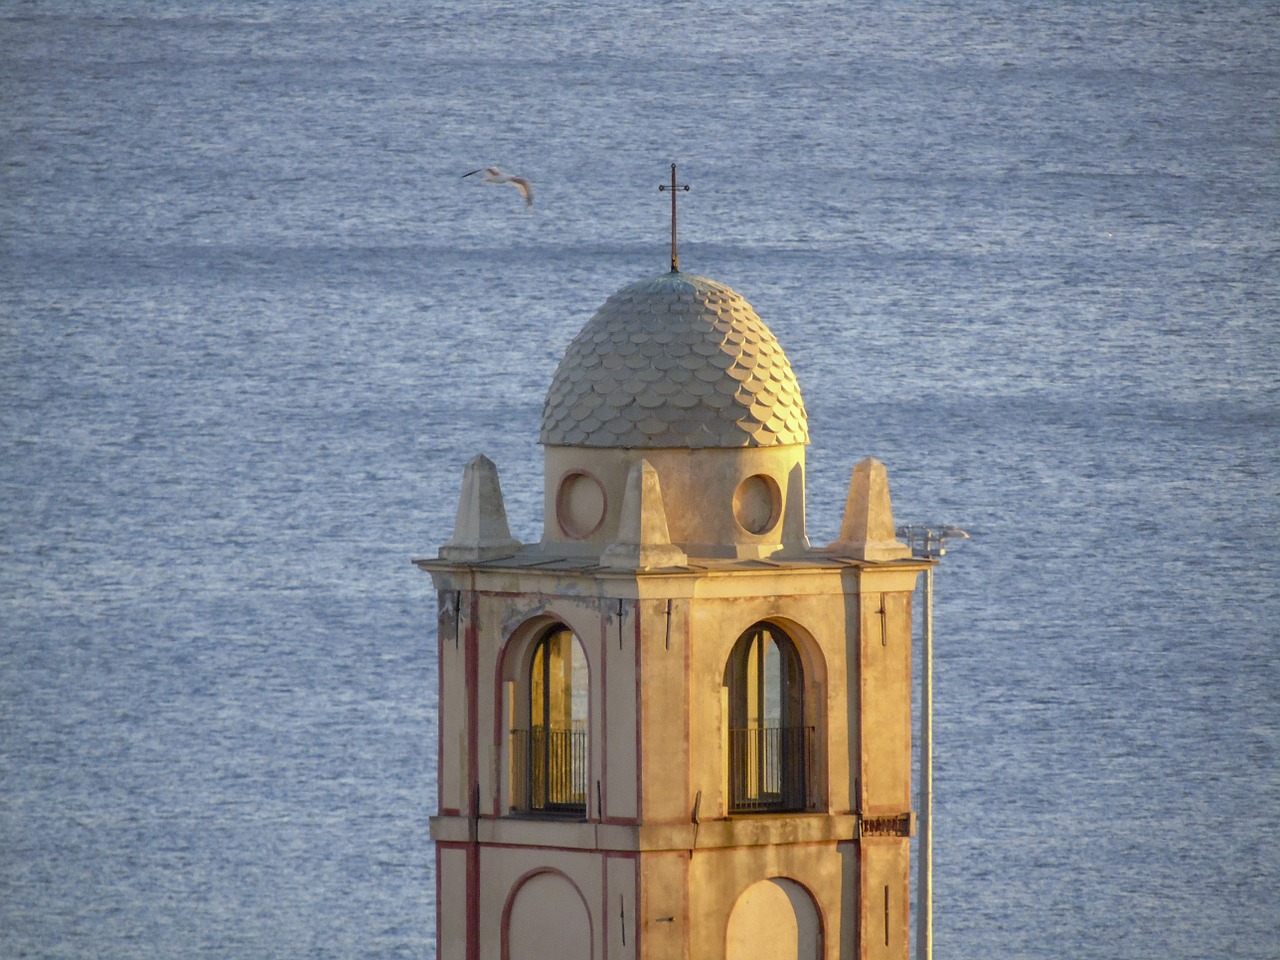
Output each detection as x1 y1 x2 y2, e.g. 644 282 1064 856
462 166 533 207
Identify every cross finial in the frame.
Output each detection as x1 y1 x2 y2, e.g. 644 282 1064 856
657 162 690 273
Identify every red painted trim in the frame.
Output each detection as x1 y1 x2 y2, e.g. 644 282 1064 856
437 590 448 817
601 849 610 953
633 598 644 821
597 815 637 826
598 604 608 822
435 840 444 959
435 591 450 957
468 833 850 857
489 608 516 818
637 852 647 958
681 850 691 960
465 587 481 960
464 840 602 854
681 597 692 825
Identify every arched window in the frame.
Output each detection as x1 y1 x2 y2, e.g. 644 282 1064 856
512 626 588 816
725 622 812 813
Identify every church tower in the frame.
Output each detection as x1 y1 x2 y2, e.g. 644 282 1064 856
417 263 927 959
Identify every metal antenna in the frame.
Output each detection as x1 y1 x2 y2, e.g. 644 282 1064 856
895 522 970 960
658 162 689 272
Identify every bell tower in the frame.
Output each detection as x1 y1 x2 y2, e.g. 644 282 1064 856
417 268 928 959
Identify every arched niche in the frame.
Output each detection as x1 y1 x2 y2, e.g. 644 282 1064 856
503 869 593 960
725 877 822 960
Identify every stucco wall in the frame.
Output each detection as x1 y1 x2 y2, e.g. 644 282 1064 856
424 559 922 960
543 445 808 559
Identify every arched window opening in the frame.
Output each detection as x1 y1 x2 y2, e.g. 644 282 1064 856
512 626 588 816
726 623 812 813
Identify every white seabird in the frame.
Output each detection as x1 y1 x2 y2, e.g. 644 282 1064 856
461 166 533 207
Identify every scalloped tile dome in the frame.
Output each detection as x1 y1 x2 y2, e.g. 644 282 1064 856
540 272 809 449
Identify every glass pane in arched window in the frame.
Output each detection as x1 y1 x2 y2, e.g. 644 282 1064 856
520 627 588 816
727 623 810 813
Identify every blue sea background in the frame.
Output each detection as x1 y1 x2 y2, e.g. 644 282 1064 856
2 2 1277 957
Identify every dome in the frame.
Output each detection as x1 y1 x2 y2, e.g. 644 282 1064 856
540 272 809 449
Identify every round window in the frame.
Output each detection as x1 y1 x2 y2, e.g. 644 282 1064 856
556 471 607 539
733 474 781 535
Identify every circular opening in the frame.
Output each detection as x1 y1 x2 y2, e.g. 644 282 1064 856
556 471 607 539
733 474 781 535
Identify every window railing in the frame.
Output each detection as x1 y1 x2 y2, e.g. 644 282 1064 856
728 725 814 813
510 725 587 816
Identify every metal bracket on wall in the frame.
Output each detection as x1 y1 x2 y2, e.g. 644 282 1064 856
440 590 462 650
690 789 702 854
859 812 914 837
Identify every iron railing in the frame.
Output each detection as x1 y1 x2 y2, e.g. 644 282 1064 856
728 725 814 813
510 725 587 816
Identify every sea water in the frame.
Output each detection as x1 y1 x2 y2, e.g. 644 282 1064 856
2 2 1277 957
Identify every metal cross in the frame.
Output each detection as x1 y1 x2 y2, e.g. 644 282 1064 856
658 162 690 272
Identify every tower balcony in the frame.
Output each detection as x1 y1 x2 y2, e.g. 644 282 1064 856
727 724 815 814
509 724 589 817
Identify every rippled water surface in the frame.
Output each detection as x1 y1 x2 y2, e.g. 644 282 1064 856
2 2 1277 958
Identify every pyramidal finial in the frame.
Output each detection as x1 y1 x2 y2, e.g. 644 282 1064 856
826 456 912 561
439 454 521 561
601 459 688 570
